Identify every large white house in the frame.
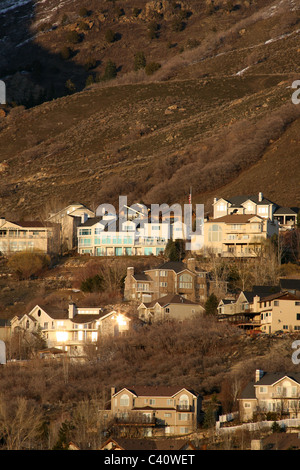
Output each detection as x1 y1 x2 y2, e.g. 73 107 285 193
11 303 131 357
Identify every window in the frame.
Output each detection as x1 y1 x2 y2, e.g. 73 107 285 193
160 282 167 287
180 427 189 434
79 229 91 236
274 301 279 306
164 413 172 418
149 399 156 405
297 314 300 321
120 394 129 406
208 224 222 242
259 387 267 393
160 271 166 276
179 413 189 421
179 394 189 410
179 273 192 289
244 402 251 408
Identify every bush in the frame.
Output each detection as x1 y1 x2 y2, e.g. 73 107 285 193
85 75 95 87
171 17 185 32
105 29 117 43
65 79 76 94
103 60 117 80
7 252 50 280
148 21 159 39
145 61 161 75
66 30 81 44
84 56 97 71
60 46 72 60
79 7 89 17
81 274 104 293
134 51 146 71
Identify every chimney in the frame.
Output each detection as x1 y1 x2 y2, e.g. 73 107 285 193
127 266 134 277
81 213 88 223
68 302 76 319
255 369 264 382
111 387 116 398
187 258 196 272
258 192 263 202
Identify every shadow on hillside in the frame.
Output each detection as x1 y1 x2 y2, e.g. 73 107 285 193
0 0 92 107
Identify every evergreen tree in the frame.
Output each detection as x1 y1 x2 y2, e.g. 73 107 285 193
204 293 218 316
103 60 117 80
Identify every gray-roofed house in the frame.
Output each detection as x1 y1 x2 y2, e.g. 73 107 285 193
137 293 204 323
238 369 300 422
212 192 298 230
11 303 131 357
279 278 300 297
124 259 218 305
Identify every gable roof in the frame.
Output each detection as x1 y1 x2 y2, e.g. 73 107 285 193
279 278 300 291
209 214 263 224
101 437 195 451
140 294 198 309
259 291 299 302
146 261 192 274
227 194 277 207
239 372 300 399
273 207 298 216
113 386 198 398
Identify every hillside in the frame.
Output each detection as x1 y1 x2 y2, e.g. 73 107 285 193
0 0 300 216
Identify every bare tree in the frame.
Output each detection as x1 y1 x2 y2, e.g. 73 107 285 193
0 395 44 450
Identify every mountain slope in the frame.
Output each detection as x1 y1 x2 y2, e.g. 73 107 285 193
0 0 300 217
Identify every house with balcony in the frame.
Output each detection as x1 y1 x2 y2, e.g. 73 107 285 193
212 192 298 231
239 369 300 422
10 303 131 357
258 291 300 334
203 213 278 257
217 285 280 331
0 218 60 255
77 216 169 257
124 259 217 305
109 386 201 437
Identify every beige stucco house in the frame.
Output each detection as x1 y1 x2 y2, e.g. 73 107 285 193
110 386 201 436
239 369 300 422
258 291 300 334
203 213 278 257
11 303 131 357
137 294 204 323
0 218 60 255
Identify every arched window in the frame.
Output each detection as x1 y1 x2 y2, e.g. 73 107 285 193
179 273 192 289
208 224 222 242
179 394 189 410
120 393 130 406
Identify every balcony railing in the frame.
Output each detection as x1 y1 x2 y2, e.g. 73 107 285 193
176 405 193 412
113 414 156 426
